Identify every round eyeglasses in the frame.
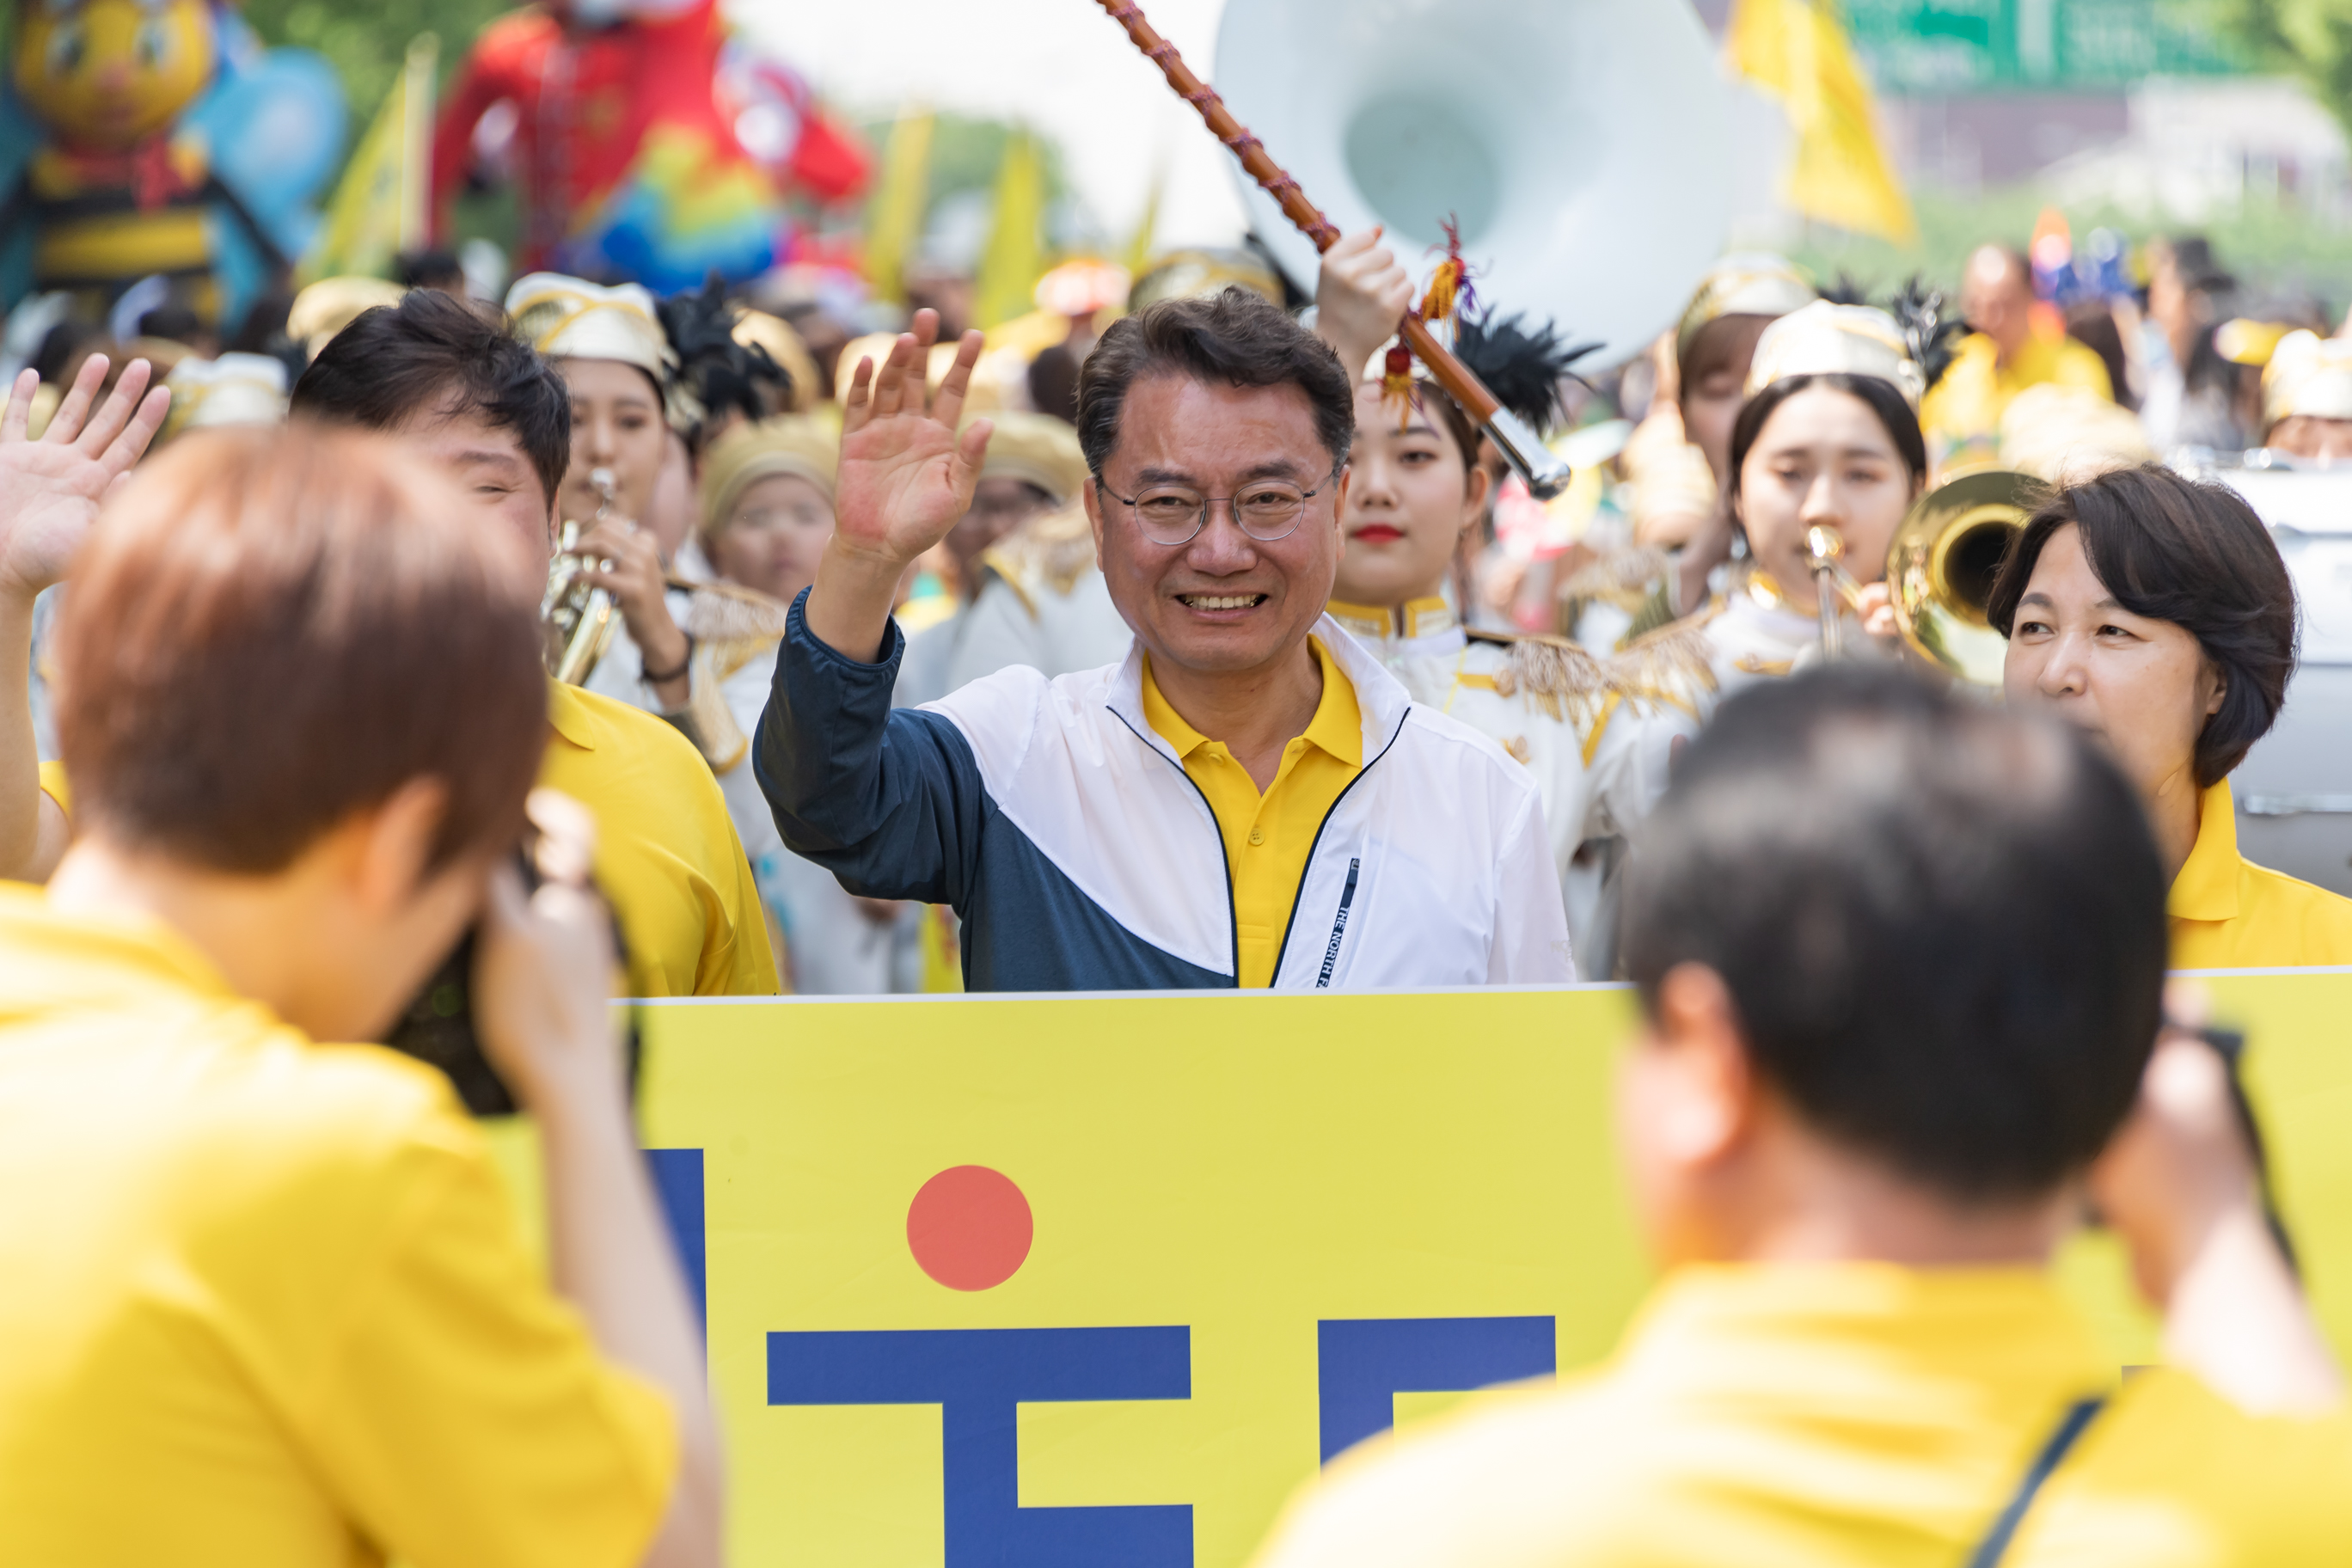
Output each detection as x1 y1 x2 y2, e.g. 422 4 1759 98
1095 469 1336 547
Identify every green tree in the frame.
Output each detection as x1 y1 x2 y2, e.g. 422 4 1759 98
240 0 515 132
2209 0 2352 139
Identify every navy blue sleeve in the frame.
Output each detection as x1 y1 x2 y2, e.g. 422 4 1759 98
752 589 989 907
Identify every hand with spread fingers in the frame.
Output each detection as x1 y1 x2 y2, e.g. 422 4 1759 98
806 309 993 663
2 355 172 885
0 357 173 605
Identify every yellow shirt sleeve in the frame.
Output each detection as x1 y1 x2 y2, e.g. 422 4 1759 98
302 1120 680 1568
541 684 781 997
36 759 68 812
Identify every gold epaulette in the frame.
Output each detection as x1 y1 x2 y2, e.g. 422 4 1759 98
665 578 793 772
1556 544 1671 616
1605 600 1725 714
1465 628 1612 726
978 502 1097 621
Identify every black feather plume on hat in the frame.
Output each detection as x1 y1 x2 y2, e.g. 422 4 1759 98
1818 272 1872 307
1886 276 1966 394
1453 310 1603 435
658 273 792 438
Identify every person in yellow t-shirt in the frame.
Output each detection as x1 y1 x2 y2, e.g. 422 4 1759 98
1250 667 2352 1568
296 291 775 995
1923 245 2114 472
0 422 719 1566
1994 462 2352 968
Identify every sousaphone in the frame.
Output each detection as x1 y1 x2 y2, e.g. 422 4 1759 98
1210 0 1736 367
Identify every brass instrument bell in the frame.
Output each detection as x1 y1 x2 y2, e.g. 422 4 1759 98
542 467 622 685
1886 470 2040 688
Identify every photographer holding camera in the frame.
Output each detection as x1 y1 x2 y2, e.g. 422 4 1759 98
0 425 720 1567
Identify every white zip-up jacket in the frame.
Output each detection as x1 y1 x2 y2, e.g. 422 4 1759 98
756 592 1575 990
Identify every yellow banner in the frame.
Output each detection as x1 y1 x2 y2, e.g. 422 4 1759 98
492 973 2352 1565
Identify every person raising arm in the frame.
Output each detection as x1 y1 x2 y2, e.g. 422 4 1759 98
760 294 1571 991
0 355 171 885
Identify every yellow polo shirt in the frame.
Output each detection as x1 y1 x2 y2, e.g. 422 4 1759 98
2170 777 2352 969
1142 637 1363 988
0 885 677 1568
1252 1263 2352 1568
33 688 777 997
542 683 777 996
1922 328 2114 467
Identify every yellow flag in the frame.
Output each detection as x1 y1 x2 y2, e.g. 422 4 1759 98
862 109 935 307
301 34 437 284
1730 0 1917 244
972 129 1045 331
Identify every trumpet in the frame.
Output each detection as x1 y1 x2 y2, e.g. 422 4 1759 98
1800 470 2040 685
542 467 622 685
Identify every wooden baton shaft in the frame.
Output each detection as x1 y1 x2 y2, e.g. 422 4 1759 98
1093 0 1502 426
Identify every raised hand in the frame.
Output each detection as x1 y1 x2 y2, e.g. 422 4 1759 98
805 310 993 663
832 309 994 568
1314 227 1412 383
0 356 172 607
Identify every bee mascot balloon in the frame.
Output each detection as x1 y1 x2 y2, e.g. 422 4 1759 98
0 0 345 332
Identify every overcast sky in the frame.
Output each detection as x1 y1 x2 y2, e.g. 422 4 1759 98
732 0 1256 250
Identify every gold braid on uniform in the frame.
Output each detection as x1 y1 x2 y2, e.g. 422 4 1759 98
1467 628 1614 734
665 579 794 771
977 501 1098 617
1556 544 1672 610
1604 602 1724 717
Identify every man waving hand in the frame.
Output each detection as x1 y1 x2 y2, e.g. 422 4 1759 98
758 290 1570 991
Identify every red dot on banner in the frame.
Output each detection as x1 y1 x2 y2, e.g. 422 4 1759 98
906 1166 1033 1291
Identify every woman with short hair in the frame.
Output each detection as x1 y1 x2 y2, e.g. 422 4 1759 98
1993 464 2352 966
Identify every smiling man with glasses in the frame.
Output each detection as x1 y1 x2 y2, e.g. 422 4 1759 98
756 288 1571 991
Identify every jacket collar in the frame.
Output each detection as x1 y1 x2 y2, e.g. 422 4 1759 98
2169 778 2241 923
1106 614 1414 766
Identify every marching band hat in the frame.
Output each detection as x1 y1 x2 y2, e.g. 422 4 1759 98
1674 253 1816 364
1745 300 1927 408
505 272 675 383
2263 330 2352 432
700 415 840 535
972 410 1087 505
286 276 406 361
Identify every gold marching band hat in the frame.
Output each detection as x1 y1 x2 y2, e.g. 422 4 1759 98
505 273 677 383
1744 300 1926 408
1674 253 1816 364
699 415 841 536
2263 330 2352 433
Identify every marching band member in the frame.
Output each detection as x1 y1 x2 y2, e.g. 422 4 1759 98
506 273 702 717
1560 297 1959 971
1992 464 2352 966
694 415 925 994
1310 232 1658 976
760 295 1571 991
1618 254 1816 620
1612 297 1959 730
2257 330 2352 464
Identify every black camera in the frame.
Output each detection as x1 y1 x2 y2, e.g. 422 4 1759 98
383 851 641 1117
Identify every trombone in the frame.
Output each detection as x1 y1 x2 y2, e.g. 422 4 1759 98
1800 469 2042 686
